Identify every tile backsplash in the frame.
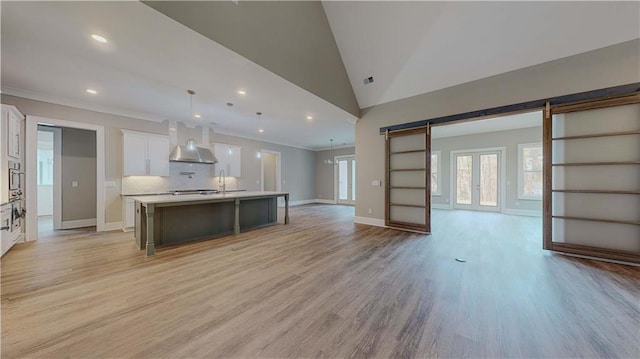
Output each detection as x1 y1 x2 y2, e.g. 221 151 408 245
121 162 237 195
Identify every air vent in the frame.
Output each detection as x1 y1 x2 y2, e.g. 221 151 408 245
364 76 374 85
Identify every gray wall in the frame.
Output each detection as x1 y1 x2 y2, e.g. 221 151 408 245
355 39 640 220
61 127 96 222
212 133 316 202
2 94 168 224
144 1 359 117
432 126 542 212
315 146 355 201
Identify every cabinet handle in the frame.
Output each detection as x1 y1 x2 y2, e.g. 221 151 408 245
1 226 9 231
16 133 20 155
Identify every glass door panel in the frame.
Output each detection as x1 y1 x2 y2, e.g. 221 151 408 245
351 160 356 201
456 155 473 205
338 160 348 201
479 153 498 207
337 156 356 205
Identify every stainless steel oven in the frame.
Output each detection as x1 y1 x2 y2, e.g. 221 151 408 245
8 160 23 201
11 200 23 233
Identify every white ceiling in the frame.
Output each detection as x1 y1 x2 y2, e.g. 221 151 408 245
431 110 542 139
1 1 356 150
3 2 639 151
323 1 640 109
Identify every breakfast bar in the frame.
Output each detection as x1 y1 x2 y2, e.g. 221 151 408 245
133 191 289 256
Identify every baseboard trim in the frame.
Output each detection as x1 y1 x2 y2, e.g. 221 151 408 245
502 209 542 217
354 216 386 228
279 199 315 207
103 221 123 232
314 199 337 204
60 218 96 229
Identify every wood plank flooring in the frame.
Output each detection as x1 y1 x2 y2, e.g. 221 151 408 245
2 205 639 358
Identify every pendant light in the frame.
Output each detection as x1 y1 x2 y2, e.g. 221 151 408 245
187 89 200 120
324 139 336 165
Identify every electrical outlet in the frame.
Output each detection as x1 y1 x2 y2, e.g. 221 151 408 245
72 181 79 187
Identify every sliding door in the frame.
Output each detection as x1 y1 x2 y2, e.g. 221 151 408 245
544 94 640 263
385 126 430 233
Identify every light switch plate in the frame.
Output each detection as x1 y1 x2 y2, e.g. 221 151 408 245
72 181 79 187
104 181 116 188
371 180 381 186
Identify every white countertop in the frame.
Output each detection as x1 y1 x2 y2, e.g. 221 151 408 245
131 191 289 205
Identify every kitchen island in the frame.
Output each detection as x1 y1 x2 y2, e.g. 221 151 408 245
133 191 289 256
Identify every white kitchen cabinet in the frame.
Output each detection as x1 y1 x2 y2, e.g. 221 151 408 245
122 130 170 176
212 143 241 177
3 105 24 160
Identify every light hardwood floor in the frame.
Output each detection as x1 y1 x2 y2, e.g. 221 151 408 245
2 205 639 358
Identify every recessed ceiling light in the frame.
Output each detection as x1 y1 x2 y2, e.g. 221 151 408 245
86 89 98 95
91 34 107 43
258 129 264 133
194 114 201 119
306 115 313 120
237 90 246 95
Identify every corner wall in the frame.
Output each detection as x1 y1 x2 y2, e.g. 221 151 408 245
355 39 640 220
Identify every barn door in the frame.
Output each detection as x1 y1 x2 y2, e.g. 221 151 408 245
544 94 640 263
385 126 431 233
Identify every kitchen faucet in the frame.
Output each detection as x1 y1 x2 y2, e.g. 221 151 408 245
218 169 226 194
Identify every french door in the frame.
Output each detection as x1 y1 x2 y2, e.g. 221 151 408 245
453 150 501 212
336 156 355 205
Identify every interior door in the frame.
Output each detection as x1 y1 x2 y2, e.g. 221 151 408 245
454 151 500 212
337 156 355 205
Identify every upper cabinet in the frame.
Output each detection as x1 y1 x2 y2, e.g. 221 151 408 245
212 142 241 177
3 105 24 161
122 130 170 176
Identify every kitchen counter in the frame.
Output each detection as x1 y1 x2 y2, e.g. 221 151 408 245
134 191 289 256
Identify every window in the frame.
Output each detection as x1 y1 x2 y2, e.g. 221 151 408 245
431 151 441 195
518 143 543 199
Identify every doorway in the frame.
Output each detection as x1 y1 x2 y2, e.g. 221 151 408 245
336 155 355 205
261 150 281 203
26 115 105 242
452 148 505 212
36 126 61 233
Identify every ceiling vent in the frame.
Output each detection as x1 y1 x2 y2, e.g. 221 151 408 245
364 76 374 85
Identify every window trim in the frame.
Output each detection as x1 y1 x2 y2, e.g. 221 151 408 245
431 150 442 196
518 142 543 200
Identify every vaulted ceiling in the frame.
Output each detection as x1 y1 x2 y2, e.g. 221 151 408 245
2 1 638 150
322 1 640 109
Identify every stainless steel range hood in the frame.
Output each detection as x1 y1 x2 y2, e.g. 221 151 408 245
169 139 218 164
